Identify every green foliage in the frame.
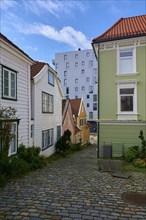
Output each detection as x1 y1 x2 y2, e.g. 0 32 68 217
124 130 146 168
17 145 46 170
70 143 81 152
133 158 146 168
124 146 140 162
138 130 146 158
0 107 17 157
0 144 46 187
56 129 71 155
8 157 30 177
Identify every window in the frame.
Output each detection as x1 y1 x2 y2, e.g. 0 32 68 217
93 68 97 74
117 82 137 120
86 52 90 57
31 124 34 138
75 54 78 59
94 77 97 84
86 77 90 82
75 62 78 67
66 87 69 95
81 86 85 91
93 94 97 102
64 55 67 61
57 126 61 140
42 92 54 113
75 79 78 83
89 86 93 93
87 95 90 99
64 79 67 86
82 61 85 66
75 95 78 99
42 128 53 150
87 103 90 107
75 87 78 92
2 66 17 100
118 48 136 74
89 60 93 67
64 71 67 77
80 119 86 126
9 122 17 156
81 69 85 74
48 71 54 86
89 112 93 119
66 62 69 69
93 103 97 111
56 63 59 69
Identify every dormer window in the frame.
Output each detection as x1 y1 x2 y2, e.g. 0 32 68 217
48 71 54 86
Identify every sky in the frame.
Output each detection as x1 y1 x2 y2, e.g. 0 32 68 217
0 0 146 66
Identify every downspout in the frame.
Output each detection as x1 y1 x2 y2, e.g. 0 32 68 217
92 42 100 158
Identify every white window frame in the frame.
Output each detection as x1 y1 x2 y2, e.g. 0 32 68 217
42 92 54 113
117 81 138 120
117 47 136 75
42 128 53 150
9 122 18 156
2 67 17 100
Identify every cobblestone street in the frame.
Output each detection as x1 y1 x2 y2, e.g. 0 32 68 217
0 144 146 220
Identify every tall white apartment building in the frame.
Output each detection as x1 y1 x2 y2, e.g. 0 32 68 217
53 49 98 129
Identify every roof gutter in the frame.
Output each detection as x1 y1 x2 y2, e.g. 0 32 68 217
93 33 146 44
92 42 100 158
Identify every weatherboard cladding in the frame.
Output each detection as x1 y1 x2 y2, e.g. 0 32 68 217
93 15 146 43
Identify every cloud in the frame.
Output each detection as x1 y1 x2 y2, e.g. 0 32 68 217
0 0 17 10
22 0 87 17
23 23 91 49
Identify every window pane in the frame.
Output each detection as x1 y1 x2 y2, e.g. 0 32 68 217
93 94 97 102
120 58 132 73
11 72 16 98
121 96 133 111
10 123 17 154
120 51 133 57
120 88 134 95
48 71 54 85
4 70 9 96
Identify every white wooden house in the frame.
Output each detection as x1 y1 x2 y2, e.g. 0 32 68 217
0 33 34 155
31 61 63 156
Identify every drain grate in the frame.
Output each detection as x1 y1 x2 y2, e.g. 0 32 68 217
122 192 146 206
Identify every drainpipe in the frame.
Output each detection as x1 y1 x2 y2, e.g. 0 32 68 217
92 42 100 158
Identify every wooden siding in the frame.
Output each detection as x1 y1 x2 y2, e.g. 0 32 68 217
0 47 31 147
32 65 62 157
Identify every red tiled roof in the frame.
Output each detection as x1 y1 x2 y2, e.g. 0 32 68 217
92 15 146 43
31 61 47 78
0 33 34 62
70 98 82 116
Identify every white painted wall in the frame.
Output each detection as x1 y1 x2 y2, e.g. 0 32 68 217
53 49 98 121
0 46 33 147
31 65 63 157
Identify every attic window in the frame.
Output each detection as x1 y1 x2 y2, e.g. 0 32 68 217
48 71 54 86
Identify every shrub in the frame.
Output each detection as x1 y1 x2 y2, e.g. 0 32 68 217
124 146 140 163
17 145 46 170
133 158 146 168
0 174 6 187
56 129 71 155
8 157 30 177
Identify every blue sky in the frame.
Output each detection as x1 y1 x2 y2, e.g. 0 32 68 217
1 0 146 66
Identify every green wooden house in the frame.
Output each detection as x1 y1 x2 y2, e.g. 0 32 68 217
92 15 146 157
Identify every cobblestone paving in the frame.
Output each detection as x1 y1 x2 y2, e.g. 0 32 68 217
0 145 146 220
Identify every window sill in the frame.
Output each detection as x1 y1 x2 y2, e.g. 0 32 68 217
116 72 139 76
116 113 138 120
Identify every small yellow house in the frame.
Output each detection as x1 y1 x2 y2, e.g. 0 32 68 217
70 98 90 145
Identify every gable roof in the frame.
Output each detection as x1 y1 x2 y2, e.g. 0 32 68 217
70 98 82 116
31 61 47 78
0 33 34 62
92 15 146 43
